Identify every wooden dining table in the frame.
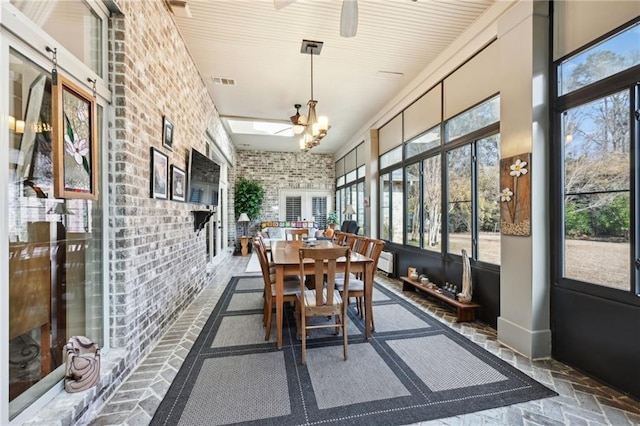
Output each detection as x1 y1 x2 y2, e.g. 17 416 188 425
271 239 374 349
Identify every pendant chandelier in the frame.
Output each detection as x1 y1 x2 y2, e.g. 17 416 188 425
299 40 329 151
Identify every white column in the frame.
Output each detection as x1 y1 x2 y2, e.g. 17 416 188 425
497 0 551 359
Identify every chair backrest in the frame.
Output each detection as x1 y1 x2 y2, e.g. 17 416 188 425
298 247 351 306
285 228 309 241
255 235 267 253
333 231 347 246
354 235 370 255
366 239 385 271
253 240 272 286
344 233 358 250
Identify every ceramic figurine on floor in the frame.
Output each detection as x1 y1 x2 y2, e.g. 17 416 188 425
458 249 473 303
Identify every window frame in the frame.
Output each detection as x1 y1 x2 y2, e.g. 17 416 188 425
378 97 501 269
552 53 640 302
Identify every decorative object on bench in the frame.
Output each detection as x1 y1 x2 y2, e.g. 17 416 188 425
64 336 100 393
408 267 418 281
401 276 480 322
457 248 473 303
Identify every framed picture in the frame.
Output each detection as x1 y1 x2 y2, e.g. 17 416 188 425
500 153 531 236
162 116 174 150
150 147 168 199
52 74 98 200
170 165 186 202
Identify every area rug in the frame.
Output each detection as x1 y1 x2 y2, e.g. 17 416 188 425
151 276 556 426
244 251 261 273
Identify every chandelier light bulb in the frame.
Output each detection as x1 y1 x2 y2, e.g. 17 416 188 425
318 116 328 132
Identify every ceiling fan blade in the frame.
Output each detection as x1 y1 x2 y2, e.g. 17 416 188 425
340 0 358 37
274 0 297 10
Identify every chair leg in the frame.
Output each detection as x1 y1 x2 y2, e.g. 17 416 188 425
264 296 273 341
301 306 307 365
294 300 301 339
342 310 348 361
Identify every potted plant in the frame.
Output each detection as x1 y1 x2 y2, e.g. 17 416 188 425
327 211 339 229
235 177 265 233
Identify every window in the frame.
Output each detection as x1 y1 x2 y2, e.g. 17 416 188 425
447 145 472 255
378 88 500 264
380 146 402 169
7 50 104 418
380 173 392 240
285 196 302 221
446 96 500 142
476 136 501 264
561 93 631 289
555 20 638 292
405 163 421 247
422 155 442 252
335 143 366 233
405 126 440 159
11 0 105 77
312 196 328 229
280 191 330 226
384 168 404 244
558 22 640 96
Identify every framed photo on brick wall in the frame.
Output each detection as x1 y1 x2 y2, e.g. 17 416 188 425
162 116 174 150
170 165 186 202
151 147 168 199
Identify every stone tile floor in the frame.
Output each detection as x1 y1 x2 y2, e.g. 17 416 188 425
88 255 640 426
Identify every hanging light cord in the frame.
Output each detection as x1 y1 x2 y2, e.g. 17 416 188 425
309 46 314 101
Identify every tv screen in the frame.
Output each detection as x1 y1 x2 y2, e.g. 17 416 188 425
188 148 220 205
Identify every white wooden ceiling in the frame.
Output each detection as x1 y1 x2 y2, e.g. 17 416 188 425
170 0 495 154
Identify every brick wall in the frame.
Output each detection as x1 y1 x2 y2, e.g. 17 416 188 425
235 150 335 236
108 0 234 362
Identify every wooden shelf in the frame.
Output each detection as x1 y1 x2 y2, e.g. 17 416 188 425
400 276 480 322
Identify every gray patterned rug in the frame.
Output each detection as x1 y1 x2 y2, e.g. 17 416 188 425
151 276 556 425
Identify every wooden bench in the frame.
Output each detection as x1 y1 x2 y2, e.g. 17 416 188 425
400 276 480 322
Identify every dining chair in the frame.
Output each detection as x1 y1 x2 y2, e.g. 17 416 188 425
333 231 347 246
255 234 272 262
285 228 309 241
296 246 351 365
254 241 299 341
337 238 384 328
344 233 358 249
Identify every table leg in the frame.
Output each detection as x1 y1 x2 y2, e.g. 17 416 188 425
276 266 284 349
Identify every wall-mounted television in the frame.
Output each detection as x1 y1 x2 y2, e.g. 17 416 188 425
188 148 220 206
